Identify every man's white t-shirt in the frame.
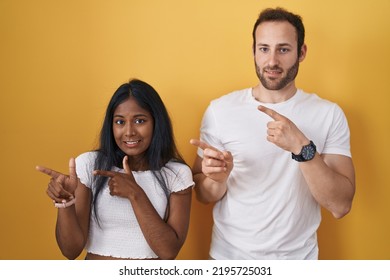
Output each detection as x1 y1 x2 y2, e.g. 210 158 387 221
198 88 351 259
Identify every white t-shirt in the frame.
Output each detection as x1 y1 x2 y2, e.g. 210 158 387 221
75 151 194 259
198 88 351 259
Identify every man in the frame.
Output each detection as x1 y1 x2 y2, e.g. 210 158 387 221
190 7 355 259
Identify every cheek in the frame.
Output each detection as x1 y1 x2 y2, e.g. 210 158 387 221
112 127 122 143
254 56 265 67
146 128 154 143
144 125 154 144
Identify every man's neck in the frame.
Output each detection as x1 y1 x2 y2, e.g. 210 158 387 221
252 83 297 104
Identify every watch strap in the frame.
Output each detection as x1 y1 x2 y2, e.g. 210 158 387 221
291 141 316 162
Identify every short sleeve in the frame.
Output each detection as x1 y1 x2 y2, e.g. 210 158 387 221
322 104 352 157
164 162 194 193
198 102 224 158
75 152 97 189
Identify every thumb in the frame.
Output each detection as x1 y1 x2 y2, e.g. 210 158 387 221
69 158 77 182
122 156 131 174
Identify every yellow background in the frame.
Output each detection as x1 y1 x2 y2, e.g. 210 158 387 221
1 0 389 260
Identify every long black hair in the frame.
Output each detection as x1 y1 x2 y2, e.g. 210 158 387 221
92 79 186 222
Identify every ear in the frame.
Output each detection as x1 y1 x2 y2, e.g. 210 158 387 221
299 44 307 62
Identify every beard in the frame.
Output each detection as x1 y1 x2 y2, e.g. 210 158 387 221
255 58 300 91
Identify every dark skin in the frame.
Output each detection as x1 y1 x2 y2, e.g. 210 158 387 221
36 158 90 259
37 97 192 259
37 155 192 260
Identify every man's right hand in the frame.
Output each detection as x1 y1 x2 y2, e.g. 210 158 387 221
190 139 233 183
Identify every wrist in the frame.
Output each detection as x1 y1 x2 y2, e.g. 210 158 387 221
292 140 316 162
292 139 310 155
54 197 76 208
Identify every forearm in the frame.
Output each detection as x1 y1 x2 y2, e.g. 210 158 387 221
193 173 227 204
129 190 189 260
300 153 355 219
55 207 87 259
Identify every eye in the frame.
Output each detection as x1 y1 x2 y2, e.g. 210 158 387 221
259 47 269 53
114 119 125 125
279 48 290 54
134 118 146 124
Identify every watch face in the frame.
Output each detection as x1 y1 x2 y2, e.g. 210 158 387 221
292 141 316 162
302 145 315 160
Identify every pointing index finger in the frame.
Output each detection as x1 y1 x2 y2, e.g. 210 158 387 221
190 138 225 160
36 165 63 179
258 105 284 121
190 139 211 151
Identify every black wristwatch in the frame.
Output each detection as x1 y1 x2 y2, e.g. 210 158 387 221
291 141 316 162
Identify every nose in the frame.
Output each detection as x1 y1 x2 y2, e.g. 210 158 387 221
268 50 279 67
125 123 136 137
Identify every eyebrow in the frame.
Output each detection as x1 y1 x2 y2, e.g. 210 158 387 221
113 113 149 118
257 43 293 47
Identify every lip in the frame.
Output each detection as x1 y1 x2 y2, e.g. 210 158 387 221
265 69 282 78
123 140 141 147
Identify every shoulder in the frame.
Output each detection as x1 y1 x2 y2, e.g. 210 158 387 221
164 160 192 175
296 89 345 114
75 151 98 166
297 89 337 107
164 160 194 188
75 151 99 188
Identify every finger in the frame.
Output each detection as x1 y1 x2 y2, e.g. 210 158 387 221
203 147 224 160
190 139 211 150
47 187 73 202
56 174 66 184
48 178 61 197
258 105 285 121
36 165 63 179
54 175 68 196
204 157 226 168
203 166 227 174
93 169 116 178
266 120 281 129
122 156 131 175
222 151 233 163
46 188 59 202
190 139 226 159
48 178 73 199
68 158 77 182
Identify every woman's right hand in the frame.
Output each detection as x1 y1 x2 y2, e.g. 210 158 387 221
36 158 78 203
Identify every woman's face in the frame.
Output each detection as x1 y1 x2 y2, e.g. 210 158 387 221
112 97 154 165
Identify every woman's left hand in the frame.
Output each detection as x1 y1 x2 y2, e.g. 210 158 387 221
93 156 139 199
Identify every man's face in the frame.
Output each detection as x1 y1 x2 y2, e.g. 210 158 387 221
254 21 305 91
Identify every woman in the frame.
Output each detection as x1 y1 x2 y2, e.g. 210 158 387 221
37 79 193 260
